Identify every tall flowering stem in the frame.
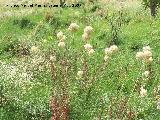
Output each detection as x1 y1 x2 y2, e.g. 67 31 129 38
50 50 70 120
50 53 61 120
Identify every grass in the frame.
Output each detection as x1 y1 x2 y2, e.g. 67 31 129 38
1 0 160 120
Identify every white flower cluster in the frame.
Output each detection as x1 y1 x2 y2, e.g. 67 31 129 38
142 70 150 78
84 43 95 55
77 70 83 78
30 46 40 54
82 26 93 41
104 45 118 62
68 23 79 32
57 31 66 48
136 46 153 64
140 86 147 97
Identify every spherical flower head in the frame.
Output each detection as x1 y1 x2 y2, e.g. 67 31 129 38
77 70 83 78
58 41 65 48
57 31 63 40
88 49 95 55
82 32 90 41
136 52 144 60
68 23 79 32
143 71 150 78
143 46 151 51
50 55 56 62
109 45 118 53
105 48 113 55
30 46 39 54
104 55 109 62
84 26 93 34
140 87 147 97
84 44 93 51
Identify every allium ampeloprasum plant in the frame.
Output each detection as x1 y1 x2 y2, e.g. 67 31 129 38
49 23 119 120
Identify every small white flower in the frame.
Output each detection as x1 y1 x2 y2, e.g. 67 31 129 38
88 49 95 55
84 26 93 34
110 45 118 53
60 35 66 41
144 57 153 64
58 41 65 48
57 31 64 40
43 39 47 43
140 86 147 97
30 46 39 54
82 33 90 41
50 55 56 62
77 70 83 77
68 23 79 32
136 52 144 60
143 50 152 59
105 48 112 55
157 101 160 110
84 44 93 51
104 55 109 62
143 46 151 51
143 71 150 78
